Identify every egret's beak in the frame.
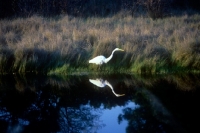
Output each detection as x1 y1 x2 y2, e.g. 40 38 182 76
119 49 124 51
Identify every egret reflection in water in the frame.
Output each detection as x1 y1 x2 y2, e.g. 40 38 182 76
89 78 125 97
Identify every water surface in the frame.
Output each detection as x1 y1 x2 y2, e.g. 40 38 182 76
0 73 200 133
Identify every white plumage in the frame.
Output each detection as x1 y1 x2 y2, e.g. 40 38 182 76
89 48 124 65
89 78 125 97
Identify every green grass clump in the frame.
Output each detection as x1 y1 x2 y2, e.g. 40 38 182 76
0 12 200 75
48 64 70 75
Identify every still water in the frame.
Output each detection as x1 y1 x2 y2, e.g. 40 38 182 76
0 73 200 133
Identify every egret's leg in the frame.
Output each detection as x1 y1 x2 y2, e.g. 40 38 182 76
98 65 102 71
97 65 100 71
101 64 104 71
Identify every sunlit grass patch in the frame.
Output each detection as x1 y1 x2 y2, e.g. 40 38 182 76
48 64 70 75
172 39 200 69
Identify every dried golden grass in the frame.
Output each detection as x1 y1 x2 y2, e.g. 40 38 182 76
0 12 200 74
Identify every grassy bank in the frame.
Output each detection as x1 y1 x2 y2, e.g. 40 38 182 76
0 11 200 74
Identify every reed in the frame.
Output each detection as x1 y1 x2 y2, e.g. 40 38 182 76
0 12 200 74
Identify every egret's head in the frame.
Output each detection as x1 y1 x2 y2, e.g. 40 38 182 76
115 48 124 51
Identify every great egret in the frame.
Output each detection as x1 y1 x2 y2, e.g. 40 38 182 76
89 78 125 97
89 48 124 65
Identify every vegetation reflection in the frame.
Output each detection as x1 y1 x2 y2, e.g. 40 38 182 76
0 73 199 132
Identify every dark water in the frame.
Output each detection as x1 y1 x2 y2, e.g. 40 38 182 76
0 73 200 133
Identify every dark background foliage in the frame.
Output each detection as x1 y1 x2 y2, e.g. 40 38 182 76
0 0 199 19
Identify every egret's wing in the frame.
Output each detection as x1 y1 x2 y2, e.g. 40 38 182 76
89 56 106 65
89 79 105 87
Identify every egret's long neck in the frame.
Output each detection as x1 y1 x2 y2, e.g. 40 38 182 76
104 49 117 63
105 81 125 97
105 81 113 90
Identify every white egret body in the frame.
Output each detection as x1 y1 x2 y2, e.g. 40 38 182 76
89 48 124 65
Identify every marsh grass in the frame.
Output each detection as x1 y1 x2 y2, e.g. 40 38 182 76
0 12 200 74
